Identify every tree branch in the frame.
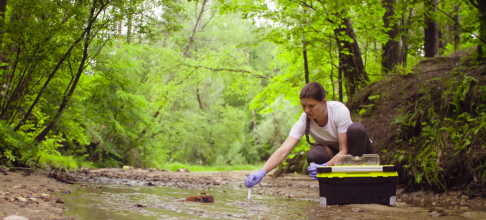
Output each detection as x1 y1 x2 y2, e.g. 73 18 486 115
181 63 270 79
467 0 478 8
432 3 486 45
291 0 318 12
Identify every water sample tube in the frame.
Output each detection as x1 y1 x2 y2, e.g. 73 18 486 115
247 188 251 202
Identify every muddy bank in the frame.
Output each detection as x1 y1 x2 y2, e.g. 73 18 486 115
0 170 74 220
77 167 486 209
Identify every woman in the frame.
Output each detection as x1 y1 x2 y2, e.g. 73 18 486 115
246 82 373 187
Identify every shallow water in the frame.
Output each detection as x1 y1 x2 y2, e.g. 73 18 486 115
57 184 314 219
57 183 486 219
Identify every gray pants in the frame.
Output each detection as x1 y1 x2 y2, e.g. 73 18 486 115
306 122 374 164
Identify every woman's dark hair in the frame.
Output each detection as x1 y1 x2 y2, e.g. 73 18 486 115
300 82 327 146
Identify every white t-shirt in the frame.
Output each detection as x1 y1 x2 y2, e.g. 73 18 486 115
288 101 352 150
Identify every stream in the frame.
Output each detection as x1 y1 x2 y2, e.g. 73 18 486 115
57 182 486 220
56 183 313 219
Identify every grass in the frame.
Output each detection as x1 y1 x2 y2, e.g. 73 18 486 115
158 162 264 172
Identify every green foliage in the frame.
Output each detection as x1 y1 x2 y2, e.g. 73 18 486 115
0 0 483 193
38 153 78 172
0 120 26 164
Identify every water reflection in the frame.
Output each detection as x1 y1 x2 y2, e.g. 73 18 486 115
58 184 312 219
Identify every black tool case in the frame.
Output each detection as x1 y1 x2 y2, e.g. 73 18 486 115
316 165 398 206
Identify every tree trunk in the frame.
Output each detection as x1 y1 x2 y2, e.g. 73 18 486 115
35 0 107 141
338 67 343 102
13 33 86 131
424 0 439 58
182 0 208 58
126 14 133 44
196 83 203 110
328 38 335 101
400 6 414 68
474 0 486 58
382 0 399 74
118 20 122 48
251 91 257 140
335 31 344 102
303 35 310 84
453 4 460 52
126 0 135 44
334 17 368 95
163 32 168 47
271 112 281 147
0 0 7 67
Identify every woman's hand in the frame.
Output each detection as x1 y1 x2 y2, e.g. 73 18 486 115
245 169 267 188
307 163 327 180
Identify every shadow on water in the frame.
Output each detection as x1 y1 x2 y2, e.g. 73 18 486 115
57 184 313 219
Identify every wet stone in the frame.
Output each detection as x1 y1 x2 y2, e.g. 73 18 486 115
186 195 214 203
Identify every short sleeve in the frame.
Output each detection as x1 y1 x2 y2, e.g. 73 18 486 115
336 104 352 133
289 113 306 139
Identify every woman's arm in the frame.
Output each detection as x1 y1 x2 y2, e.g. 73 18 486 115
325 132 348 166
261 136 301 173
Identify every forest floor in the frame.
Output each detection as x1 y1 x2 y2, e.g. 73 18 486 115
2 168 486 219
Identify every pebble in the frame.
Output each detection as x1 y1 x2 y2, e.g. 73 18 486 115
41 193 50 198
15 197 27 202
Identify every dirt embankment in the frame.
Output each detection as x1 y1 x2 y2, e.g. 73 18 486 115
347 52 486 192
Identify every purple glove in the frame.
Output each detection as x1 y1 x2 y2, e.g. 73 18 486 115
307 163 327 180
246 169 267 188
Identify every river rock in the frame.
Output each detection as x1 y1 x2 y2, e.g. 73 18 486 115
176 168 190 172
15 197 27 202
3 215 28 220
186 195 214 203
